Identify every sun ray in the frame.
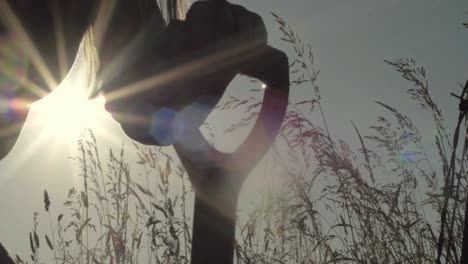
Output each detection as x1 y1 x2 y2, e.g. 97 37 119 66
106 111 152 125
0 59 48 99
2 127 46 176
92 0 118 51
0 0 58 92
88 0 167 100
97 29 152 92
0 122 49 185
51 2 68 80
103 38 265 103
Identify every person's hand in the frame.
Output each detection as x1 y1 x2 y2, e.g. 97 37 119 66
173 45 289 193
171 0 290 193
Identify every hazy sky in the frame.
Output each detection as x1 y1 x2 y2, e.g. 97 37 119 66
1 0 467 257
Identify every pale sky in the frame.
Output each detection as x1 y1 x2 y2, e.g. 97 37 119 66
1 0 467 258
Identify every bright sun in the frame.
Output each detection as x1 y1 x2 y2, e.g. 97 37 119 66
29 40 108 144
32 87 106 141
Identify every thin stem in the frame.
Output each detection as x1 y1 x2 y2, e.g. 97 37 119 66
47 212 59 264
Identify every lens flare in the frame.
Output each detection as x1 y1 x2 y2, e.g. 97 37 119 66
0 32 30 95
396 151 414 162
151 107 180 145
0 96 28 121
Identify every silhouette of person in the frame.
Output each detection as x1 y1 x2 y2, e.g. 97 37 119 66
0 2 289 264
0 0 163 159
0 242 14 264
0 0 97 158
104 0 289 149
1 0 289 159
102 2 290 264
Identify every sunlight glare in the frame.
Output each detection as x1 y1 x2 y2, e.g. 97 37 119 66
29 35 108 144
33 87 105 140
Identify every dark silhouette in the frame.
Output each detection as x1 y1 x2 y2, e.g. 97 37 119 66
0 242 14 264
104 1 289 263
102 1 290 263
0 0 95 158
0 0 165 261
0 1 289 263
0 0 164 159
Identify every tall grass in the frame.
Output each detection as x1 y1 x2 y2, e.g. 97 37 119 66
12 129 192 264
226 14 467 264
9 13 468 264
